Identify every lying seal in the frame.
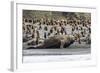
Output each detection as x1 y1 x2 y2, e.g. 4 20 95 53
27 35 75 49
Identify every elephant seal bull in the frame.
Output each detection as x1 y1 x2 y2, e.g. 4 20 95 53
27 35 75 49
